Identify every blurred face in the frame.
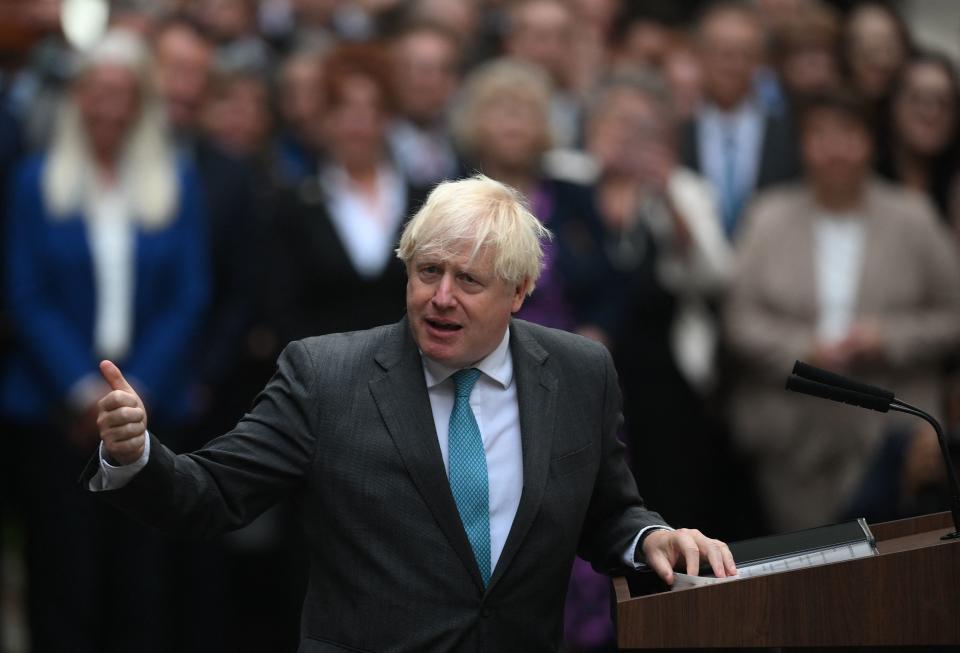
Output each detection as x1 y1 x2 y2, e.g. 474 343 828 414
618 21 672 68
153 26 212 131
893 62 957 157
802 108 872 200
203 77 272 156
324 74 388 170
588 89 674 179
698 9 764 109
392 31 459 125
474 94 547 172
846 5 907 101
280 55 324 145
411 0 479 43
506 1 574 86
75 64 141 163
781 46 840 97
195 0 255 42
407 244 526 368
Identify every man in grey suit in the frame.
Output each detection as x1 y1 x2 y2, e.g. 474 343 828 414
88 175 735 652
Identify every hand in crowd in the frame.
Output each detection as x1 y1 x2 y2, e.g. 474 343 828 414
811 322 887 372
641 528 737 586
632 140 675 194
96 360 148 465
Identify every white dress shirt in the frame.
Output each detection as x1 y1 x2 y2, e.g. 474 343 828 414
319 165 407 279
421 328 523 570
85 181 135 361
91 328 664 567
814 212 866 343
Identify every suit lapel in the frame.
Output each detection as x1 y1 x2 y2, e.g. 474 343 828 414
488 321 557 591
368 318 485 590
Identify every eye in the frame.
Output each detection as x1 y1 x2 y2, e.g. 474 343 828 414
418 264 441 281
458 273 484 291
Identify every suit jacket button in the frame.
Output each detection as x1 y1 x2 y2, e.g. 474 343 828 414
481 608 492 618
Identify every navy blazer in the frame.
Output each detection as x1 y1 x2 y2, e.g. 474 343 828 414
2 154 210 425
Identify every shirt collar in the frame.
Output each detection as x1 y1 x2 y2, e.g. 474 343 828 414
421 328 513 390
702 95 762 125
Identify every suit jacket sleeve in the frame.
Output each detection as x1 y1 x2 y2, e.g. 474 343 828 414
6 157 96 398
81 340 319 536
577 344 667 572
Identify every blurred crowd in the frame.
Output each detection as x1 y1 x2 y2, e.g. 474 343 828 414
1 0 959 651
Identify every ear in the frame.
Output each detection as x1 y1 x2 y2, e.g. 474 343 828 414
510 279 530 313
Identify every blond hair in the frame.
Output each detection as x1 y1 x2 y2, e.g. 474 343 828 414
396 175 550 295
44 29 178 230
450 57 553 157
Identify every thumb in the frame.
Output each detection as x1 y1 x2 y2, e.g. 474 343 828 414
100 360 133 392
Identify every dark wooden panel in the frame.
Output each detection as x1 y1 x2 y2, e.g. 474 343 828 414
869 511 952 541
615 514 960 648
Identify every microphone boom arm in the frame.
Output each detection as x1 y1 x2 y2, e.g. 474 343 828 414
889 399 960 541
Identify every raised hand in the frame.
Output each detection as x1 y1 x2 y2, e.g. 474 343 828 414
96 360 148 465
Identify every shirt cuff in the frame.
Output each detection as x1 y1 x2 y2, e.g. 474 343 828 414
88 433 151 492
624 524 674 569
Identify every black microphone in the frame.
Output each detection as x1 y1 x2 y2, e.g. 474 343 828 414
792 361 894 402
785 375 892 413
785 368 960 540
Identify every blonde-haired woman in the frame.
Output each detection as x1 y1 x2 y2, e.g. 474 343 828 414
452 57 615 339
2 30 209 651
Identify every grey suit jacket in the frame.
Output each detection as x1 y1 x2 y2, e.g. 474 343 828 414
83 317 663 652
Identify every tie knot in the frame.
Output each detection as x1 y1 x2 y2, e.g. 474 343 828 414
452 368 482 398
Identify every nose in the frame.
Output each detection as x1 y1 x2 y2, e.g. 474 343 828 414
431 273 456 309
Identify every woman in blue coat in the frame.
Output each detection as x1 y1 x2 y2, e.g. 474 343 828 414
3 30 209 652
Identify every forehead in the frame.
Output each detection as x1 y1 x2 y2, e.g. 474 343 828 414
413 241 497 271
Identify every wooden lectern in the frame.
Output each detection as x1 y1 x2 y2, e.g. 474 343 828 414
613 512 960 648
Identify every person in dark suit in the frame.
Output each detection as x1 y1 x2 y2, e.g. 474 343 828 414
678 1 801 240
269 42 427 346
86 174 735 652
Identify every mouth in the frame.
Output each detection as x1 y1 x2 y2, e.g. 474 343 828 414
425 317 462 333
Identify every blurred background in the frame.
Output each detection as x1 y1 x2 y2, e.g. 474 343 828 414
0 0 958 651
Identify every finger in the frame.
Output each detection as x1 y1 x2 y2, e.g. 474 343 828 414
100 360 133 393
98 390 139 412
704 540 727 578
105 434 146 461
682 538 700 576
720 543 737 576
97 406 145 429
101 421 147 443
645 549 675 586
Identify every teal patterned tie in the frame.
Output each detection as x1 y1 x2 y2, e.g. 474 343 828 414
448 368 491 586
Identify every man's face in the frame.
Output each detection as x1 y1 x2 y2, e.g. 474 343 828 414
153 27 212 132
392 31 459 125
407 245 527 368
506 0 573 86
698 10 763 109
